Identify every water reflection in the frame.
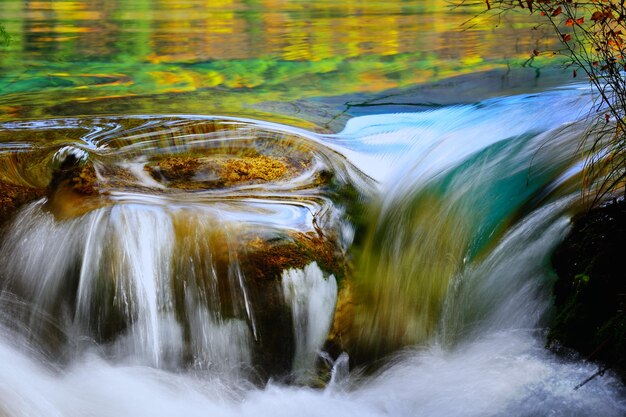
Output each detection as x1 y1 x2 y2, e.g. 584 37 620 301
0 0 557 123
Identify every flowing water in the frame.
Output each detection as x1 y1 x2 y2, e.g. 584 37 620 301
0 83 625 416
1 1 626 416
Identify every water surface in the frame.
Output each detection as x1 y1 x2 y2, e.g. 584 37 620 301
1 0 565 126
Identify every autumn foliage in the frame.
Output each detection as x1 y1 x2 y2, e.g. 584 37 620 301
482 0 626 202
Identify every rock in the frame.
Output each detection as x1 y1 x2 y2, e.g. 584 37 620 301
45 147 107 220
144 154 296 189
0 118 365 384
143 143 311 190
550 196 626 382
0 180 46 225
237 230 347 378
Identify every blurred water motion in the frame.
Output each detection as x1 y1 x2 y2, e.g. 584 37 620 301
1 2 624 416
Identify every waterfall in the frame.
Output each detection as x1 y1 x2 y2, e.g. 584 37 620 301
281 262 337 379
0 202 255 374
0 86 625 416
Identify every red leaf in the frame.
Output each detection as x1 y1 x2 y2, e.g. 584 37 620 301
565 18 575 26
576 17 585 24
591 11 604 22
605 114 610 123
552 6 563 17
562 33 572 42
532 49 540 56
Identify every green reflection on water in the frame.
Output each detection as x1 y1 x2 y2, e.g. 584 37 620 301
0 0 557 126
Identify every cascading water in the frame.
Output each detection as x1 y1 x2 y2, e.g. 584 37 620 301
282 262 337 380
0 116 359 379
0 84 625 416
324 86 598 362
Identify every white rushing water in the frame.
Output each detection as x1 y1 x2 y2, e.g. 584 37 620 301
282 262 337 379
0 203 255 373
0 85 625 416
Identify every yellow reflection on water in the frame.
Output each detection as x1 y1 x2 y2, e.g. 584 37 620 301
0 0 556 121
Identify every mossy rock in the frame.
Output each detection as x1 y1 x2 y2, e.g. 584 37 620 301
145 154 298 190
241 232 346 281
550 197 626 382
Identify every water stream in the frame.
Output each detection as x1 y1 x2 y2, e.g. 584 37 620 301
0 83 625 416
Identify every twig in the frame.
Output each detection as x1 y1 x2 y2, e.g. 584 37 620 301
573 365 608 390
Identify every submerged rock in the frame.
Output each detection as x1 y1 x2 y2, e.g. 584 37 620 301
550 197 626 382
145 153 299 189
40 120 322 219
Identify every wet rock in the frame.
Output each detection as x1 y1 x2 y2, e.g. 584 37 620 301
550 197 626 382
237 231 347 378
49 146 96 193
242 232 346 281
1 118 365 384
144 151 308 190
0 180 46 225
324 281 355 361
46 147 106 220
222 155 289 184
148 156 201 182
